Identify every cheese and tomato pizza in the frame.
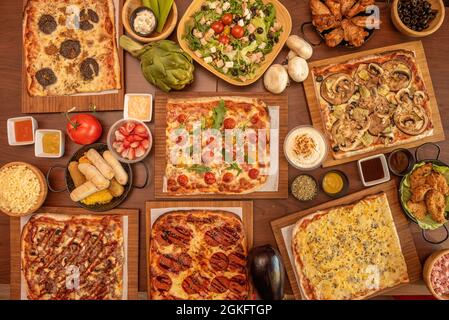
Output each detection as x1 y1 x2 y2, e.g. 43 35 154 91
23 0 121 96
312 49 433 160
292 193 409 300
150 210 249 300
165 97 271 195
21 213 125 300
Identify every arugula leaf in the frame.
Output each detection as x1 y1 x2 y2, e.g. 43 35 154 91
226 162 242 176
212 100 227 129
187 164 211 174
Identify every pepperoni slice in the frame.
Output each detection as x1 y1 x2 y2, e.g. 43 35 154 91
222 172 234 183
158 226 192 246
243 104 252 112
210 252 229 271
177 175 189 187
229 275 247 294
177 114 187 123
223 118 236 129
210 276 230 294
158 253 192 273
204 172 216 185
228 252 246 272
182 274 210 295
153 274 172 292
248 168 259 179
204 225 241 248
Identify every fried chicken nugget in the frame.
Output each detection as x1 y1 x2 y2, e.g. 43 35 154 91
425 189 447 223
407 200 428 221
410 163 433 189
426 172 449 196
411 184 432 202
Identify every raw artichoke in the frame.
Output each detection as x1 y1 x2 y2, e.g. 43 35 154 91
120 36 194 92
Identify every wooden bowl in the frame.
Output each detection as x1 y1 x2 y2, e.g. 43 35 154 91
0 162 47 217
391 0 445 37
177 0 292 86
122 0 178 43
423 249 449 300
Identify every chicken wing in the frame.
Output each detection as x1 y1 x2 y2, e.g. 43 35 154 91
341 19 368 47
411 184 432 202
325 27 345 47
425 189 447 223
325 0 341 19
426 172 449 196
310 0 331 15
410 163 433 189
340 0 357 17
346 0 375 18
312 14 341 32
350 15 381 29
407 200 428 221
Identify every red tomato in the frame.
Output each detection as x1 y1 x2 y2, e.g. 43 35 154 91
177 114 187 123
177 175 189 186
65 113 102 145
231 25 244 39
218 34 230 45
223 118 236 129
248 168 259 179
211 21 224 34
204 172 216 185
221 13 233 25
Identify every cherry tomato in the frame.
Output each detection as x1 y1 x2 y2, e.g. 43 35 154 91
251 114 259 124
221 13 233 25
204 172 216 185
177 114 187 123
231 25 244 39
248 168 259 180
223 118 236 129
211 21 224 34
177 175 189 186
206 136 215 145
65 113 102 145
222 172 234 183
218 34 230 45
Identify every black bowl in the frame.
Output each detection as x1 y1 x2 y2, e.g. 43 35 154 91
320 170 349 199
129 6 157 38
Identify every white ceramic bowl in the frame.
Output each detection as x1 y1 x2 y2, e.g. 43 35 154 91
123 93 153 122
357 154 391 187
7 116 38 146
34 129 65 158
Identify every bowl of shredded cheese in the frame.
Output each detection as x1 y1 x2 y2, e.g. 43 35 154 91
0 162 47 216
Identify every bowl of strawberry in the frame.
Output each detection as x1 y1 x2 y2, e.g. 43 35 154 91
107 119 152 163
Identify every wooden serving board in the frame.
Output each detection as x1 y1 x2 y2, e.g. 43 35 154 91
154 92 289 199
21 0 125 113
145 200 253 300
271 180 422 300
10 206 139 300
303 40 445 168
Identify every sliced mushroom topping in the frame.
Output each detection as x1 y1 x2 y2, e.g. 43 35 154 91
321 73 356 105
60 40 81 59
386 92 398 105
368 63 383 76
413 91 427 106
331 119 364 152
394 107 429 136
38 14 57 34
381 60 412 92
396 88 413 105
369 114 391 136
35 68 57 88
80 58 99 80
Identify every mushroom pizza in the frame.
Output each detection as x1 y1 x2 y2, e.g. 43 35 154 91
312 49 433 160
23 0 121 96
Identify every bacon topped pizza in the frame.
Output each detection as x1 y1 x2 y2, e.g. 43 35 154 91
21 213 125 300
23 0 121 96
150 210 249 300
312 49 433 160
165 96 271 195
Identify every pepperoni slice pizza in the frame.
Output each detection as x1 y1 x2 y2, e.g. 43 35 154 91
165 97 271 195
150 210 249 300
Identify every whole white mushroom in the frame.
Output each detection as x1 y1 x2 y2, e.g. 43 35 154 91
288 56 309 83
286 35 313 60
264 64 289 94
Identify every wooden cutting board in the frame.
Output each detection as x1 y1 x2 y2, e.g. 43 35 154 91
145 200 253 299
303 40 445 168
154 92 289 199
21 0 125 113
271 180 422 300
10 206 139 300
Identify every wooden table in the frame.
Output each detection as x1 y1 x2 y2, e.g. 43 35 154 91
0 0 448 299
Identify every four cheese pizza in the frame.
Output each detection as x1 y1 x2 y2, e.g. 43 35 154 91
23 0 121 96
165 97 271 195
21 213 125 300
292 193 409 300
312 49 433 160
150 210 249 300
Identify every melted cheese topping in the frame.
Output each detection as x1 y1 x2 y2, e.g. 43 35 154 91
293 193 409 300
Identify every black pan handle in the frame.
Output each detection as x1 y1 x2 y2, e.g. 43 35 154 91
300 21 322 47
422 225 449 244
132 161 150 189
46 166 68 193
415 142 441 162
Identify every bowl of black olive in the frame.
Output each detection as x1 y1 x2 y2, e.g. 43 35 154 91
391 0 445 37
